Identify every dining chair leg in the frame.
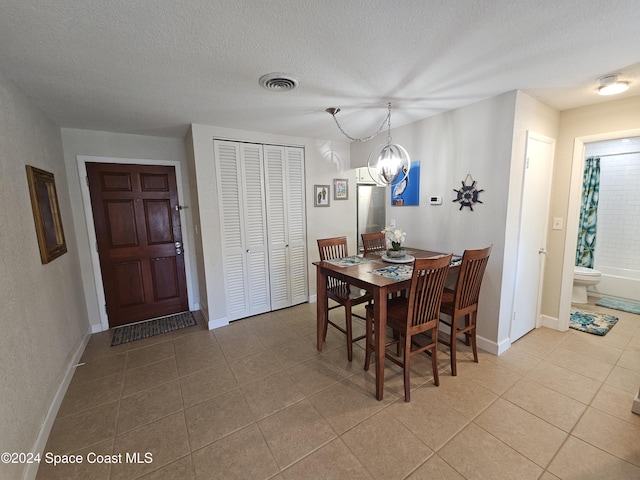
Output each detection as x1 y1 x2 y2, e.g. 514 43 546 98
450 322 458 376
364 309 373 371
470 312 478 363
345 304 353 362
431 340 440 386
464 314 472 346
403 335 411 402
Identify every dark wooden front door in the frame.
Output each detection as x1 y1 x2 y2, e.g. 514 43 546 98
86 162 188 327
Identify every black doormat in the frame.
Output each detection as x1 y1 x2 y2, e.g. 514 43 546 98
111 311 197 346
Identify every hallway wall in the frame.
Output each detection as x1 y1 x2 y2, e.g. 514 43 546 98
0 72 89 480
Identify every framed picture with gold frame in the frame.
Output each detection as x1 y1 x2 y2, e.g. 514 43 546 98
26 165 67 264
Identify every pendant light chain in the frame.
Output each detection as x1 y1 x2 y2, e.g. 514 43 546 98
327 103 392 143
326 102 410 186
386 102 392 144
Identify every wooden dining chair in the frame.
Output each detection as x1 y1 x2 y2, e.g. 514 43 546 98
317 236 373 361
364 254 452 402
438 245 492 376
361 231 386 255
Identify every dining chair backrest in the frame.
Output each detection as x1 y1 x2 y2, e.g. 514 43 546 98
452 245 492 314
407 255 452 330
361 232 386 255
317 235 373 362
317 236 348 261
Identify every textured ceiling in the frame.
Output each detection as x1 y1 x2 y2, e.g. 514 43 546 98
0 0 639 141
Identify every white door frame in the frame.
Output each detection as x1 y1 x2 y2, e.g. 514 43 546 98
559 127 640 331
77 155 197 332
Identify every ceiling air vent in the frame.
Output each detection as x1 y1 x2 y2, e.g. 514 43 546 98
259 72 300 91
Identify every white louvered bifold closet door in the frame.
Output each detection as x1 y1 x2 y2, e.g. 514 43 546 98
264 145 308 309
283 147 308 306
264 146 290 309
240 143 271 316
214 140 270 320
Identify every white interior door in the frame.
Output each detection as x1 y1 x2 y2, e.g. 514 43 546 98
511 132 556 342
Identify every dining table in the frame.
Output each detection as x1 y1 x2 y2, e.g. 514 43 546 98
314 247 461 400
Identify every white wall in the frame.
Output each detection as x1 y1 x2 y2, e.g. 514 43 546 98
0 74 89 480
60 128 197 331
351 91 558 352
188 124 352 328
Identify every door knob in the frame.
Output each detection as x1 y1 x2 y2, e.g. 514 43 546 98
539 248 547 254
175 242 182 248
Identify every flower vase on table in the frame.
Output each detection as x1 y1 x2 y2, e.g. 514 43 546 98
386 248 407 258
382 226 407 258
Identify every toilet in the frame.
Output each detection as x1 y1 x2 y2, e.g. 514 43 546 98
572 266 602 304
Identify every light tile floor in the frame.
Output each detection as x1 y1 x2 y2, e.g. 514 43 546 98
37 298 640 479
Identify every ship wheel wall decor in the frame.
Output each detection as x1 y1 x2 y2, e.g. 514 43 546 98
453 173 484 211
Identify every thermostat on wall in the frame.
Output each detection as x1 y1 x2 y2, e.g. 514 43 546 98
429 195 443 205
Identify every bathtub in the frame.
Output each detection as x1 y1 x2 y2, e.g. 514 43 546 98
590 265 640 302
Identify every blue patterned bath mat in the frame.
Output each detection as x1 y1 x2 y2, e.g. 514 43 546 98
569 308 618 336
595 297 640 315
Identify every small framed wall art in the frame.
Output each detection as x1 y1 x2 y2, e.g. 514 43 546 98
333 178 348 200
314 184 330 207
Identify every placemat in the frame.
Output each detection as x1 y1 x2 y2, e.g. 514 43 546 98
369 255 462 282
369 265 413 281
324 256 371 267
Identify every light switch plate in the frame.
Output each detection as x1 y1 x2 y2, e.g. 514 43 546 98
552 217 563 230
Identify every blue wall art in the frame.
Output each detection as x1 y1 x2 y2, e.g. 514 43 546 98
391 160 420 206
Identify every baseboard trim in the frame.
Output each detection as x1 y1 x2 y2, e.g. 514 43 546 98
90 322 103 334
541 314 559 330
633 388 640 416
207 316 229 330
476 334 511 356
23 326 92 480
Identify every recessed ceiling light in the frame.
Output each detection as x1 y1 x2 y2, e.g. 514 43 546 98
259 73 300 91
598 74 629 96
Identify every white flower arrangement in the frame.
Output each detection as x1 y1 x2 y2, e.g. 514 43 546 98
382 226 406 251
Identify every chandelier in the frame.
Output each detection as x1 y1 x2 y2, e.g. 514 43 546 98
326 103 410 186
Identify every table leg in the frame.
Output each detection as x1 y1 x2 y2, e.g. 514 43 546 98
374 288 387 400
316 267 328 352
